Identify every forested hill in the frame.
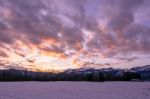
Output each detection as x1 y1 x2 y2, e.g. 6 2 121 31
0 65 149 81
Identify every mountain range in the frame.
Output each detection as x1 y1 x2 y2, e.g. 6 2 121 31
0 65 150 81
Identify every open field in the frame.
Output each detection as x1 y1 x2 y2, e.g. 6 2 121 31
0 82 150 99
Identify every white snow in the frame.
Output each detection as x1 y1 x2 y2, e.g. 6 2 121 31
0 82 150 99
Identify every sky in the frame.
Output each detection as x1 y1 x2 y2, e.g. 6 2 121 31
0 0 150 71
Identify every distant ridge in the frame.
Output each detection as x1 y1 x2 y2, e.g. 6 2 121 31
0 65 149 81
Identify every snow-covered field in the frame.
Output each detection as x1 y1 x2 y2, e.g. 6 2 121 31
0 82 150 99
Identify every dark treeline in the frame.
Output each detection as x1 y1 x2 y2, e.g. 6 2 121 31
0 68 144 82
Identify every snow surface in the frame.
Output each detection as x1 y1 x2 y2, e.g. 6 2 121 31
0 82 150 99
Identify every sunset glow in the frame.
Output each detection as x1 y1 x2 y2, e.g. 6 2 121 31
0 0 150 71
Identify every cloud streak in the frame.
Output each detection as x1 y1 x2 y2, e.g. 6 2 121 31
0 0 150 70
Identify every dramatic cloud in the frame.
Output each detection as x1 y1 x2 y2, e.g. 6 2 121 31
0 50 8 57
0 0 150 70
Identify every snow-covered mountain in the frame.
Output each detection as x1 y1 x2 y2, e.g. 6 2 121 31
131 65 150 80
131 65 150 72
64 65 150 80
66 65 150 73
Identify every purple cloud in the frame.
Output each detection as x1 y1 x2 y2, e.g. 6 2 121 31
0 0 149 69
